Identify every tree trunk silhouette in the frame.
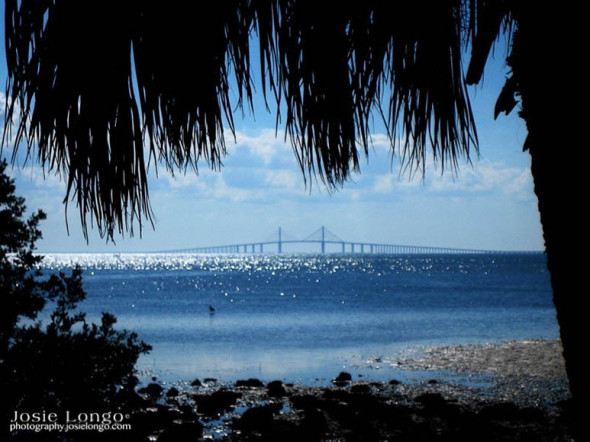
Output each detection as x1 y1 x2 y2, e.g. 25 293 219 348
513 5 586 431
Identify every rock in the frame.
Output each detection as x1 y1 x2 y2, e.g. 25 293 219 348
389 379 401 386
131 406 183 436
267 380 288 397
157 420 203 442
415 393 447 412
130 410 160 436
178 404 196 416
351 384 372 394
335 372 352 381
479 403 525 421
166 387 180 398
291 394 324 411
323 388 350 401
235 378 264 388
259 419 304 442
192 390 242 417
332 372 352 386
138 383 164 399
190 378 202 387
301 407 328 434
119 388 151 409
238 403 282 432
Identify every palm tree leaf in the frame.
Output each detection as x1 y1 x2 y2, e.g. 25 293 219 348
3 0 484 239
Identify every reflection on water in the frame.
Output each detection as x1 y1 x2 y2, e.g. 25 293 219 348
39 253 556 384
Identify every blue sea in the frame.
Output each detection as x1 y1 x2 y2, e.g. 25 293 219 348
40 253 557 386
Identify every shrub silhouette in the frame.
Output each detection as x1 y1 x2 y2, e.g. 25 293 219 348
0 159 151 438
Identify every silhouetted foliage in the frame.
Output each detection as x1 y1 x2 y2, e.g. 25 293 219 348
0 160 151 439
0 161 46 356
2 0 478 240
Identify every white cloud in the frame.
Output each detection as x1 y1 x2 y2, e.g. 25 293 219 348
229 129 293 165
506 168 534 196
15 164 67 190
264 169 299 190
346 157 533 204
427 160 533 197
373 174 395 194
156 168 204 189
367 133 391 153
205 175 265 202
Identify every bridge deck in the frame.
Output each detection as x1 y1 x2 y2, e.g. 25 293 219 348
154 226 539 254
157 239 536 255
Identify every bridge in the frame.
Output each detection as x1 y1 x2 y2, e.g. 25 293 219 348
157 226 530 255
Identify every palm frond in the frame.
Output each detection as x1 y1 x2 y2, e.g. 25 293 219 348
3 0 488 239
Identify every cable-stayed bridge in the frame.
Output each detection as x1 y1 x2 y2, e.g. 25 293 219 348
157 226 533 255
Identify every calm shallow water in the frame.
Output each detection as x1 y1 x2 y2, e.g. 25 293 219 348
40 253 557 385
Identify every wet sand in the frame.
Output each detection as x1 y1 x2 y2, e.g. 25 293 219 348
123 339 576 441
395 339 570 408
398 339 567 381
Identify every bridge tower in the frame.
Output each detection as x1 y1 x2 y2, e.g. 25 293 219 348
278 227 282 253
321 226 325 254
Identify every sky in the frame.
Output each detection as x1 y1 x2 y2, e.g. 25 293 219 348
0 12 544 253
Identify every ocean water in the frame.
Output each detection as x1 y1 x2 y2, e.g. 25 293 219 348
40 253 557 385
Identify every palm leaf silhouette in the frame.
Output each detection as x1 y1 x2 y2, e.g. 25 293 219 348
3 0 477 238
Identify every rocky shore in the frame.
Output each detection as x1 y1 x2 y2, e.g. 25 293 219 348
122 340 576 441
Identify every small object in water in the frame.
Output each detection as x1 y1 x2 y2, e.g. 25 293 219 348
209 305 216 314
332 371 353 386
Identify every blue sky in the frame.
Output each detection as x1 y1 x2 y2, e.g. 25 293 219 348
0 16 543 253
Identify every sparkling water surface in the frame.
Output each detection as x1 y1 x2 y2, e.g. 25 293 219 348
39 253 557 385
